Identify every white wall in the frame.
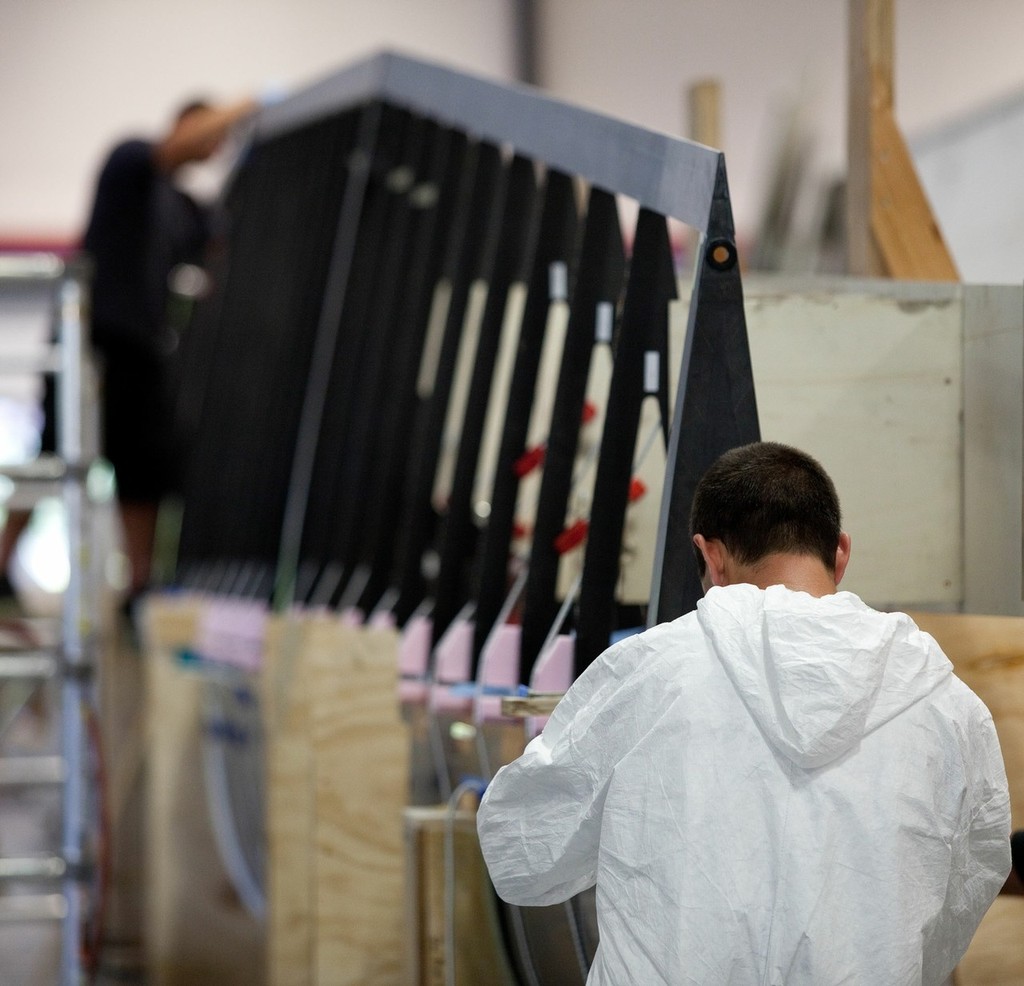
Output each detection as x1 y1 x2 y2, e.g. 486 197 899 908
0 0 516 241
3 0 1024 261
534 0 1024 266
913 94 1024 284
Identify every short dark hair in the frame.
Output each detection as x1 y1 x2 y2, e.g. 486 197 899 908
174 99 212 124
690 441 842 576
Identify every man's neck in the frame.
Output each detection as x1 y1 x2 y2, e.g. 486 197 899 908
727 553 838 598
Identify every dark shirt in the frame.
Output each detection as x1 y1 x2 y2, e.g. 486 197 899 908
73 138 211 498
82 139 209 357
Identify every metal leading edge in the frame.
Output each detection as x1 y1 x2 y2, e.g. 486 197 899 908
255 51 721 232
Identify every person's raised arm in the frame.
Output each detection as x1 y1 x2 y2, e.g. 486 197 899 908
154 97 259 173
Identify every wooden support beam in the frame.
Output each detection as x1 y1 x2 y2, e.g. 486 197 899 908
688 79 721 151
501 692 564 718
846 0 958 280
686 79 722 261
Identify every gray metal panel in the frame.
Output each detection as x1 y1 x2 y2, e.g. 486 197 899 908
962 283 1024 615
256 51 720 231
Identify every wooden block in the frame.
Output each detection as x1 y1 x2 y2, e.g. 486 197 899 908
404 807 517 986
907 611 1024 985
847 0 893 277
307 621 409 985
687 79 720 151
97 587 145 954
141 595 265 986
501 693 563 718
907 611 1024 823
263 615 315 986
870 101 959 281
846 0 957 281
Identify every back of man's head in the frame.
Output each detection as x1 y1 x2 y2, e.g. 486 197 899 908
690 442 841 576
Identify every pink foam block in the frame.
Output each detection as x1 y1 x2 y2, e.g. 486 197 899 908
398 614 433 679
397 678 430 703
368 608 396 630
527 633 574 736
474 623 522 724
196 596 268 672
396 613 433 704
430 617 474 714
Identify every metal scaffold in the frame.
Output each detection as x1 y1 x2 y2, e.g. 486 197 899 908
0 253 103 986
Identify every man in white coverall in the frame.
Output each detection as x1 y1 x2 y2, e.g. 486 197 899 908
477 441 1010 985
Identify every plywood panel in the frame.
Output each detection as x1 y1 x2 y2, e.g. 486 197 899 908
307 621 408 985
263 615 315 986
404 807 517 986
672 279 966 610
141 595 265 986
870 102 959 280
745 284 962 608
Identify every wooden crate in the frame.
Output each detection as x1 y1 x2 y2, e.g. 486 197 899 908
404 806 517 986
264 616 410 986
909 611 1024 986
141 595 266 986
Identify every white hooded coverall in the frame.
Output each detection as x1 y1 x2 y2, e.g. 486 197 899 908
477 584 1010 985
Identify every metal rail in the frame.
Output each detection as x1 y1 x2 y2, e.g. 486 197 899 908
256 50 721 232
0 255 98 986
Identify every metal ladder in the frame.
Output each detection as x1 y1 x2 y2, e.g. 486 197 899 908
0 253 101 985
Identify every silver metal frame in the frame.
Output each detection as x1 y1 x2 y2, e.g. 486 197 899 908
0 253 97 986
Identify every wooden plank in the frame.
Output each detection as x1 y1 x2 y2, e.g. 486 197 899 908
687 79 720 151
404 807 517 986
141 596 266 986
871 101 959 280
846 0 957 280
307 621 409 985
847 0 891 277
906 611 1024 984
501 693 563 718
98 592 146 965
263 615 315 986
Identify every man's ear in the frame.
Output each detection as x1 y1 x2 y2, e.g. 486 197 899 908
834 531 852 586
693 534 727 590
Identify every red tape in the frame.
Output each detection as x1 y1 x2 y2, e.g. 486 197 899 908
514 444 546 478
554 518 589 554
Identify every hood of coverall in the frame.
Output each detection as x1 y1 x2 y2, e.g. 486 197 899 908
696 583 954 769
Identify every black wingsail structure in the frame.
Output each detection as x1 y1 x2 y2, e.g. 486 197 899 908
516 186 624 680
296 104 413 605
430 153 538 644
171 51 761 986
573 207 676 674
177 53 759 622
650 156 760 623
391 140 504 626
176 111 358 583
355 124 467 617
470 168 579 671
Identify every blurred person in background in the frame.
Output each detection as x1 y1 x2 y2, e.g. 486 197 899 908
0 95 257 610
